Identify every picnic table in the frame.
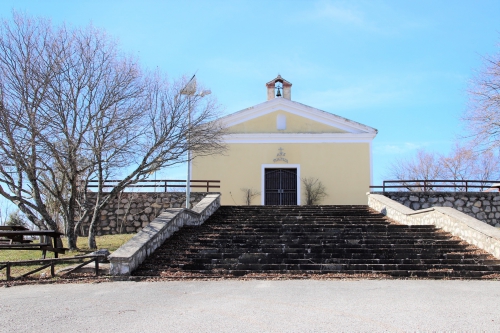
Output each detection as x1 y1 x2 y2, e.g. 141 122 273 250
0 226 29 231
0 226 29 243
0 229 67 258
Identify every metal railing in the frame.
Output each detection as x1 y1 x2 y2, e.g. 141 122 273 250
85 179 220 192
370 180 500 193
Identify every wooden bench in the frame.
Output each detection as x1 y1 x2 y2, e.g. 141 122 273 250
0 230 68 258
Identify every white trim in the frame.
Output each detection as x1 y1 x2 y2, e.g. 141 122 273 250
261 164 301 206
219 98 377 135
224 132 376 144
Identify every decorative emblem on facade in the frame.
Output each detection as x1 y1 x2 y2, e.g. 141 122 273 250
273 147 288 163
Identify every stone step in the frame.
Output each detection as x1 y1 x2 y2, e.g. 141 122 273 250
178 262 500 272
212 215 392 218
171 252 492 261
159 249 476 260
187 227 440 234
197 232 445 239
183 257 500 265
142 269 494 279
199 222 436 228
140 259 500 271
182 240 467 249
132 205 500 279
211 216 398 220
194 234 456 241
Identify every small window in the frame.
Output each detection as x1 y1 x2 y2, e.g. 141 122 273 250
277 114 286 130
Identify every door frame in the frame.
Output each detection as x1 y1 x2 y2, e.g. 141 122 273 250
261 164 300 205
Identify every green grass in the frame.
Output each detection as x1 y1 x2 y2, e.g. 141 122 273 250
62 234 135 255
0 234 134 280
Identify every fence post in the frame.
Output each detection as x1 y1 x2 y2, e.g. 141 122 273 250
206 181 209 192
424 180 427 192
6 262 10 281
164 180 167 192
50 260 55 277
95 257 99 276
465 181 468 192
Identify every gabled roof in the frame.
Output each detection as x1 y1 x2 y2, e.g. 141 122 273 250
219 97 378 135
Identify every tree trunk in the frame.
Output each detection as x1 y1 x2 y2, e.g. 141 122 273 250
87 213 98 249
66 186 78 250
67 223 78 250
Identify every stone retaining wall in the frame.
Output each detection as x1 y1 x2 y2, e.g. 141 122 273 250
374 192 500 227
368 193 500 259
78 192 211 236
108 193 221 275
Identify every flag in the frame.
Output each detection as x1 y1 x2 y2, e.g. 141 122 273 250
181 75 197 95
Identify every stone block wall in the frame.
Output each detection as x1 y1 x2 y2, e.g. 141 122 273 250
78 192 213 236
375 192 500 227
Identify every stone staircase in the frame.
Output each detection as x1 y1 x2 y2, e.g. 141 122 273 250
133 205 500 279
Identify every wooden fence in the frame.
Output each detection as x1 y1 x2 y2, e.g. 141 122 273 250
0 254 105 281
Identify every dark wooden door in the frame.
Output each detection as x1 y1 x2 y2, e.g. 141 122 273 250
264 168 297 205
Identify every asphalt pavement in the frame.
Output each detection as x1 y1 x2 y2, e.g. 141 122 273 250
1 279 499 332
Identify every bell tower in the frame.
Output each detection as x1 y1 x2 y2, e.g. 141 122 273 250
266 75 292 101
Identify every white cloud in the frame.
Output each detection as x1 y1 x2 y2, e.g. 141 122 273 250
312 2 366 27
299 0 431 35
295 68 464 112
374 142 422 155
299 81 409 111
297 1 384 34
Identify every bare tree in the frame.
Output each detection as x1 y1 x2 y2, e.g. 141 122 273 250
0 13 225 249
474 150 500 181
387 149 444 191
440 143 500 185
464 48 500 152
439 143 476 181
241 188 260 205
79 75 225 249
388 145 500 191
302 177 327 205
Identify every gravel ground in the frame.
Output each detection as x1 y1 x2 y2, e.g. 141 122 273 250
2 279 500 332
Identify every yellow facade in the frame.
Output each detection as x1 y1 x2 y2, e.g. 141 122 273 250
192 76 377 206
193 142 371 205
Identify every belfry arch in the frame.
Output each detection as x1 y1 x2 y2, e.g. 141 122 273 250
266 74 292 100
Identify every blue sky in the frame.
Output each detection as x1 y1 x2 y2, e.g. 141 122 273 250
1 0 499 185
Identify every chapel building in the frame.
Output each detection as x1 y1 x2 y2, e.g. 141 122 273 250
192 75 377 205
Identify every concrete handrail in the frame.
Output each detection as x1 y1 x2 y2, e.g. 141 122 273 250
367 193 500 259
109 193 221 275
